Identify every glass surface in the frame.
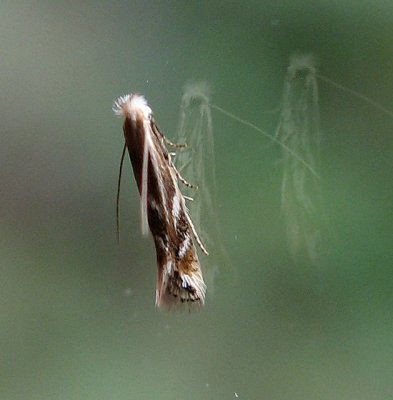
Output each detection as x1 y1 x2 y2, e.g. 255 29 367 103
1 1 393 399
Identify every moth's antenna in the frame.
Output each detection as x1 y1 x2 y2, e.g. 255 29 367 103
211 104 320 179
317 73 393 119
116 143 127 243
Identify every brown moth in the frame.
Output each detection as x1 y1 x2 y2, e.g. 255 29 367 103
113 94 208 309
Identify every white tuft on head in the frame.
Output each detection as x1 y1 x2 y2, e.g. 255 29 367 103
288 53 317 76
181 81 211 108
113 93 152 121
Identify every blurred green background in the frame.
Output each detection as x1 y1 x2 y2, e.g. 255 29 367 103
1 1 393 399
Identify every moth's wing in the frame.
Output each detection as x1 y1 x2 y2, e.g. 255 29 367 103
140 120 150 236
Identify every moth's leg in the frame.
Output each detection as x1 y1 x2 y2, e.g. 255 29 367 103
151 119 187 148
185 212 209 255
163 136 187 149
172 162 198 189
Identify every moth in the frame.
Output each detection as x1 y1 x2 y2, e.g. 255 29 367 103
113 93 208 309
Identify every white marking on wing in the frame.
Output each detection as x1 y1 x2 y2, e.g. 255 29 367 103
178 235 191 259
172 195 180 229
140 121 150 236
181 272 206 303
146 124 169 223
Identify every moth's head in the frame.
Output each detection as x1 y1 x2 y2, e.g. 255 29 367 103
287 53 317 79
113 93 152 121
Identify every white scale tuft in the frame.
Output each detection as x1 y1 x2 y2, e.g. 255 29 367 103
113 93 152 121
